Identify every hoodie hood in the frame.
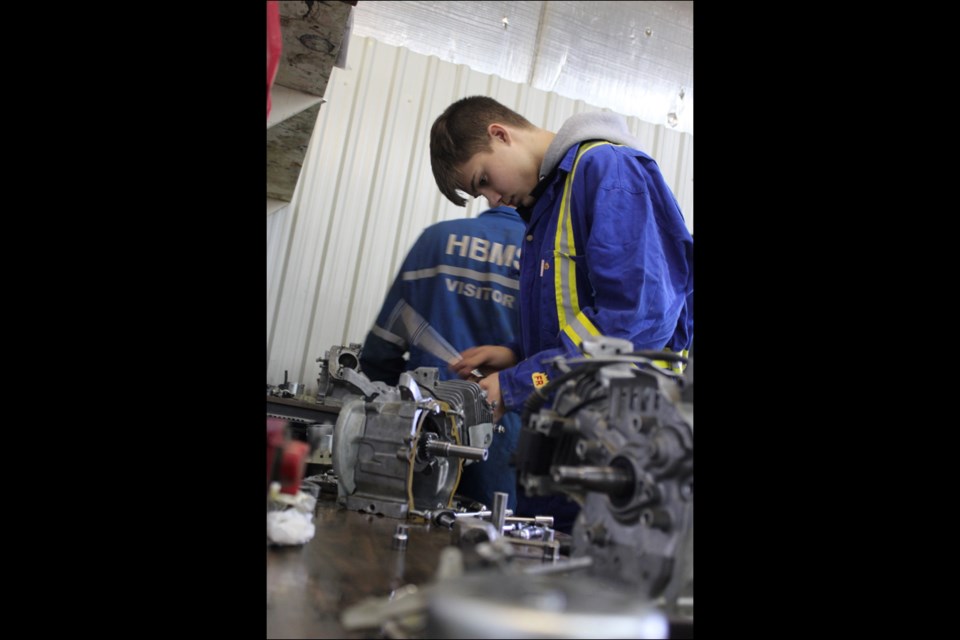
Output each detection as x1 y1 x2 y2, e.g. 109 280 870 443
539 112 644 179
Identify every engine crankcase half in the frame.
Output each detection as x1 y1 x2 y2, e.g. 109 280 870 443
521 360 693 605
333 396 464 519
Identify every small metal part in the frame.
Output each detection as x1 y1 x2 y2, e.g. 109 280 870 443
451 508 512 520
452 517 500 546
504 515 554 527
458 500 488 512
518 526 546 540
392 524 409 550
491 492 508 535
452 510 489 519
432 510 457 529
505 537 561 562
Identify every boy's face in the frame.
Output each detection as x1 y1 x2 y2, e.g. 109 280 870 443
457 128 539 208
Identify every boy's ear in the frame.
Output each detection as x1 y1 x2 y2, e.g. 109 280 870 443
488 123 510 145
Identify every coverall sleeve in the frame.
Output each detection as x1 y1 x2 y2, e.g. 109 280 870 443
499 344 576 412
577 176 687 351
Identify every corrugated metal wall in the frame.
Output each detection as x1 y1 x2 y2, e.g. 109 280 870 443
352 1 694 135
266 34 694 393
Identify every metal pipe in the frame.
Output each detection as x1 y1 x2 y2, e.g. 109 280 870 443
491 492 508 535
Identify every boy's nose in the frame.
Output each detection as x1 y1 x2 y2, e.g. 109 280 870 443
481 188 502 206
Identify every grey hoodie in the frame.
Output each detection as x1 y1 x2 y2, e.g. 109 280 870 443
539 112 645 180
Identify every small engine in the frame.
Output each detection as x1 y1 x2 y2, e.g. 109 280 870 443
317 345 495 519
515 336 693 610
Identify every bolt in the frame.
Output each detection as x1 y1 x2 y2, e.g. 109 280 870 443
392 524 409 550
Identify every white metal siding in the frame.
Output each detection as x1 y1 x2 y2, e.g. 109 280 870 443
266 35 693 393
351 1 694 135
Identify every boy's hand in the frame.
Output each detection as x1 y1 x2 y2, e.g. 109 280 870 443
478 372 504 422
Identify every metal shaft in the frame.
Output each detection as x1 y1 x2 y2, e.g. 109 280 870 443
452 509 512 519
424 440 489 461
552 465 633 496
505 515 554 527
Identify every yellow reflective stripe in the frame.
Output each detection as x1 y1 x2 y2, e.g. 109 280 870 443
550 141 688 373
553 150 576 329
563 310 600 345
554 141 614 347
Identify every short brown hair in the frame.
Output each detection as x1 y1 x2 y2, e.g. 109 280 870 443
430 96 533 206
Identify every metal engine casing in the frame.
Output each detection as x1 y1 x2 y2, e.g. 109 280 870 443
516 337 693 608
320 345 495 519
316 343 368 407
334 393 456 518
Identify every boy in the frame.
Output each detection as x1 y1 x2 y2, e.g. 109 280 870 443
431 96 693 422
